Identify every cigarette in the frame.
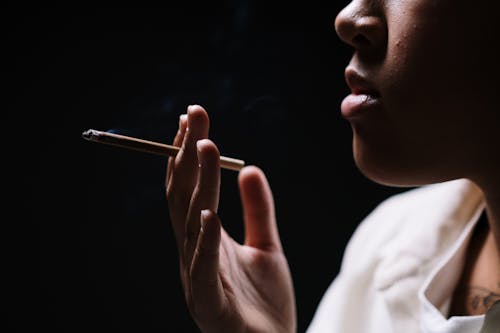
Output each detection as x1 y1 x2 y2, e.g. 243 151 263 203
82 129 245 171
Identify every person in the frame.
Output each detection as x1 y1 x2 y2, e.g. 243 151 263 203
165 0 500 332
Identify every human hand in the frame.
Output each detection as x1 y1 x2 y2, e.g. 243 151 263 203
166 105 296 333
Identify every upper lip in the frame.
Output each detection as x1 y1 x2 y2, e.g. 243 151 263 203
344 67 380 97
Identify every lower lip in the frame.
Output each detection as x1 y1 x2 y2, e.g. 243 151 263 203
341 94 381 119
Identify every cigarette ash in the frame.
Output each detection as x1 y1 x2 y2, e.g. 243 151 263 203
81 129 101 141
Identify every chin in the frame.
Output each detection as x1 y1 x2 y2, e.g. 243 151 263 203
351 134 451 188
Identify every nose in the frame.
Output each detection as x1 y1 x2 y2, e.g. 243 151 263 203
335 1 386 51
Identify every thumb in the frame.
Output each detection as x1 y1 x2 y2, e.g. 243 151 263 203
238 166 282 252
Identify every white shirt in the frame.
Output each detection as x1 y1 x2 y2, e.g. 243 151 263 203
306 178 486 333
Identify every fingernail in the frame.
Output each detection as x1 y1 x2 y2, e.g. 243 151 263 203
201 209 210 229
179 114 187 126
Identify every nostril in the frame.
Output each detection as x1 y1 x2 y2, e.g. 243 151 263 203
353 34 371 48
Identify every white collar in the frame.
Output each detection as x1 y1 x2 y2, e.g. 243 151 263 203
373 178 485 333
418 204 485 333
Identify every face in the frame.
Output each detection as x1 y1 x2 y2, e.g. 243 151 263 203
335 0 500 187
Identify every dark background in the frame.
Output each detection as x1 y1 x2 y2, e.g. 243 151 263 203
5 4 406 332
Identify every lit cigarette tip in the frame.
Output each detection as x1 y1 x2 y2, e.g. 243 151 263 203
82 129 100 141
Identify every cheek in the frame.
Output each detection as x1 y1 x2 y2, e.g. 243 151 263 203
350 23 470 185
381 16 475 143
351 1 500 186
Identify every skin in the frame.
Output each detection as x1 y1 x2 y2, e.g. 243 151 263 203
166 107 296 333
449 218 500 316
166 1 500 331
334 0 500 316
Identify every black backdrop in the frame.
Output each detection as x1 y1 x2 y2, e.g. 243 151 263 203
6 4 407 332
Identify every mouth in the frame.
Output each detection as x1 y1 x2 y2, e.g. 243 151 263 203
345 67 380 97
341 67 381 119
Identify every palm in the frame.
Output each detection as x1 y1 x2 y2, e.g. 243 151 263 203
216 231 295 332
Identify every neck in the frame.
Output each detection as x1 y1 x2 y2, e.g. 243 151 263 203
457 176 500 315
477 177 500 263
